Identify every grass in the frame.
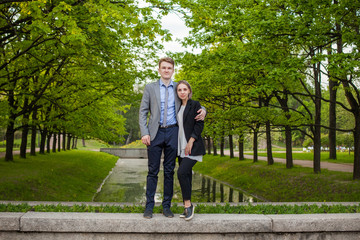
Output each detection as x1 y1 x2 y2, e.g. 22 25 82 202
193 155 360 202
0 150 118 201
76 139 111 150
121 140 146 149
256 152 354 164
1 202 360 214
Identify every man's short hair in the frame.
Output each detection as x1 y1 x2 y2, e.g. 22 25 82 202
158 57 175 68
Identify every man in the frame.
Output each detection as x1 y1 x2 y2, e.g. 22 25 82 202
139 57 205 219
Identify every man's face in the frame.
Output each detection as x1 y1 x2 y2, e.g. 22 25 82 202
158 61 174 81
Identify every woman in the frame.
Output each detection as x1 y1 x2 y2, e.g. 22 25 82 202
176 80 206 221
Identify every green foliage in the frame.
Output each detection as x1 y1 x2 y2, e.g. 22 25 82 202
0 0 171 158
121 140 146 149
172 0 360 177
337 133 353 148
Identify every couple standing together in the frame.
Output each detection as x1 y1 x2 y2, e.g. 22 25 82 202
139 57 206 221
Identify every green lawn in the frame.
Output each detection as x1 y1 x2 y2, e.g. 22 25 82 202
120 140 146 149
194 155 360 202
0 150 118 201
76 139 112 150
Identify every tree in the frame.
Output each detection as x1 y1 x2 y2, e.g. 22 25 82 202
1 0 171 160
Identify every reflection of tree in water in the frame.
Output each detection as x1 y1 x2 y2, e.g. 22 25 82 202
122 183 146 202
220 184 224 202
212 181 216 202
184 173 257 203
94 182 146 203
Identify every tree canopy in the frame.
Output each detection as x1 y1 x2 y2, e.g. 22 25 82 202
1 0 171 160
172 0 360 179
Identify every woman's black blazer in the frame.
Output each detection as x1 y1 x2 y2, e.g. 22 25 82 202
182 99 206 156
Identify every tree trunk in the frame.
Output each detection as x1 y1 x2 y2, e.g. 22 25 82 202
328 48 338 160
213 138 217 156
73 137 77 149
30 108 37 156
20 114 30 159
238 134 245 160
313 52 322 174
341 83 360 178
275 93 293 168
58 132 61 152
46 132 51 153
313 126 322 173
207 137 211 155
253 124 260 163
72 137 75 149
62 131 66 151
20 126 29 158
5 87 16 161
285 126 293 168
229 135 234 158
52 132 57 153
82 138 86 147
30 127 36 156
333 4 360 178
39 129 47 154
220 136 225 157
125 129 132 145
67 133 72 150
266 120 274 165
5 120 15 161
353 118 360 179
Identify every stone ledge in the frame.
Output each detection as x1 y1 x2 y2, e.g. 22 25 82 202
20 212 272 233
270 213 360 232
0 212 24 231
2 212 360 234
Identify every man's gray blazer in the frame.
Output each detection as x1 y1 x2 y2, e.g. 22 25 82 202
139 80 181 141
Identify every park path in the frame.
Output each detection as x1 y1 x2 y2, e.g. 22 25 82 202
223 150 353 173
0 149 43 158
0 148 99 159
0 150 23 158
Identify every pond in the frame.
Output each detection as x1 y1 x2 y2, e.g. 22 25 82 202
93 158 260 203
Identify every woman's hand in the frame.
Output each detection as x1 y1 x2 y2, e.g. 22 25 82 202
185 137 195 155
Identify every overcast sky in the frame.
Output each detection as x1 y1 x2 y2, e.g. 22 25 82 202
159 11 200 55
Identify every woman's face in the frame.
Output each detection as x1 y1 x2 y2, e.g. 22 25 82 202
177 83 190 101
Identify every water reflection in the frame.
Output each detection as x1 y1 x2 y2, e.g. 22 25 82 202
178 172 257 203
93 158 258 203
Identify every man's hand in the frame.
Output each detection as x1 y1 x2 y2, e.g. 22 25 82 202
141 135 151 146
195 108 206 121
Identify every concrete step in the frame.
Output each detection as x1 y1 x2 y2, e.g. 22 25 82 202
1 211 360 239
